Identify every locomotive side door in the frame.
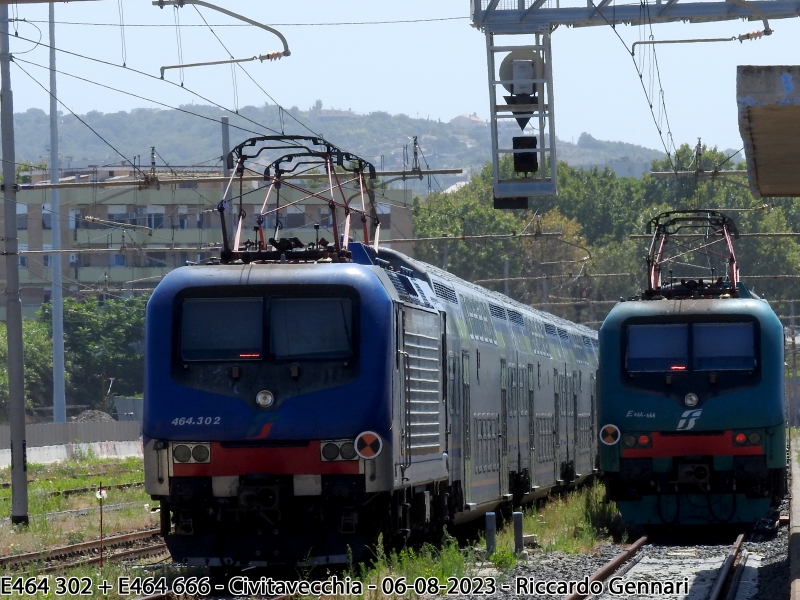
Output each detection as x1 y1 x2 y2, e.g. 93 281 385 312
462 350 472 505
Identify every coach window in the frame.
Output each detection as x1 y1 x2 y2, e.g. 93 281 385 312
270 298 353 360
181 298 263 360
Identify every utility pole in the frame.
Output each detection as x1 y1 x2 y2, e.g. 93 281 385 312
504 257 509 296
49 3 65 424
1 3 29 525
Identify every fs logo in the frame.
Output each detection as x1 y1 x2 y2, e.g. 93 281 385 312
676 409 702 431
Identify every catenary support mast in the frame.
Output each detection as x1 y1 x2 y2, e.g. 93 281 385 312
1 2 29 525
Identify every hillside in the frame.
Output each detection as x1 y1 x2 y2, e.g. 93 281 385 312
14 103 671 189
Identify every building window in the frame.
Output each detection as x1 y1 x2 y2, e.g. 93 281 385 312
285 208 305 229
377 204 391 229
42 204 52 230
147 213 165 229
16 213 27 230
113 254 126 267
196 213 205 229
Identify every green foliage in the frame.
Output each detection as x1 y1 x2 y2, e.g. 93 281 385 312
37 296 147 414
0 320 56 420
354 530 473 596
413 143 800 325
488 545 516 570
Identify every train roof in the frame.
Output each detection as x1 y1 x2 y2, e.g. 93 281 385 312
601 296 780 331
370 245 597 338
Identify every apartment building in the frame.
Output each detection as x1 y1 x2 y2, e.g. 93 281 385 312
1 167 415 319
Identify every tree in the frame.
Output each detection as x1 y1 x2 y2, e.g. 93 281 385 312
0 320 57 421
39 295 147 412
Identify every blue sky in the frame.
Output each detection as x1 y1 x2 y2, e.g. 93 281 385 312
6 1 800 154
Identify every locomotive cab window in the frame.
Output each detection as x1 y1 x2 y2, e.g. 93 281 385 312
270 298 353 360
692 323 754 370
181 298 263 361
625 321 756 373
179 295 354 362
626 324 688 372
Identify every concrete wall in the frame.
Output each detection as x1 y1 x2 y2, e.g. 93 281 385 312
0 420 140 449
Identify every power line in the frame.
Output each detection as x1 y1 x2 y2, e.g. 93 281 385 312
3 29 294 140
13 60 144 179
13 56 276 140
18 17 469 27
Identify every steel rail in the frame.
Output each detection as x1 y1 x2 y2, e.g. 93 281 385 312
0 528 160 569
564 535 648 600
708 533 746 600
37 542 168 575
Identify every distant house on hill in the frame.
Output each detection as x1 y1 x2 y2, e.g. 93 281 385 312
315 108 359 120
450 113 486 130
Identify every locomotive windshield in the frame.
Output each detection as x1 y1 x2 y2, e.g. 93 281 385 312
181 298 263 360
180 296 353 361
626 322 755 372
270 298 352 360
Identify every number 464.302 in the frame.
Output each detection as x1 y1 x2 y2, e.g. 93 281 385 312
171 416 221 426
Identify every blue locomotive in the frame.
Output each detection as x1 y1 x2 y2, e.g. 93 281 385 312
142 135 599 569
598 211 786 525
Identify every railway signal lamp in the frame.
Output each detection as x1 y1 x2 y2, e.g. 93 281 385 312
499 51 540 175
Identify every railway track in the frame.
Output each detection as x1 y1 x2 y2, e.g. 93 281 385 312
566 533 750 600
0 468 143 489
0 480 144 501
0 528 165 574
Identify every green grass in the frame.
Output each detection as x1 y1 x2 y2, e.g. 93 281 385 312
345 531 475 600
492 481 622 556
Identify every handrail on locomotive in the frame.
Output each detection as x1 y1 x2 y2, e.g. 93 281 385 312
644 210 741 300
217 135 380 264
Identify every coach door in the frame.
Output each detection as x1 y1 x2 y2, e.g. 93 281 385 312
462 350 472 504
527 363 535 489
555 368 567 482
500 359 510 497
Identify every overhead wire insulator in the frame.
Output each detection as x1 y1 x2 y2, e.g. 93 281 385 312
260 51 286 62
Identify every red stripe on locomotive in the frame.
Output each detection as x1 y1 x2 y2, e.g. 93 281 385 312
622 431 762 459
173 442 361 476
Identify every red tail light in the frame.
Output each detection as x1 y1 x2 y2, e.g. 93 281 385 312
734 432 747 445
637 434 651 446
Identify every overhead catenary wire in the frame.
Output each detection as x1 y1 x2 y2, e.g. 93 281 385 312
19 17 469 28
3 30 297 141
13 60 146 180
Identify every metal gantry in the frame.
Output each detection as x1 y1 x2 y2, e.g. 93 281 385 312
471 0 800 200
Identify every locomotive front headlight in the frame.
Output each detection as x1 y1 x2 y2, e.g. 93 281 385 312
339 441 357 460
748 432 761 445
173 444 192 463
255 390 275 408
322 442 340 461
623 434 636 448
191 444 210 463
684 393 699 407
